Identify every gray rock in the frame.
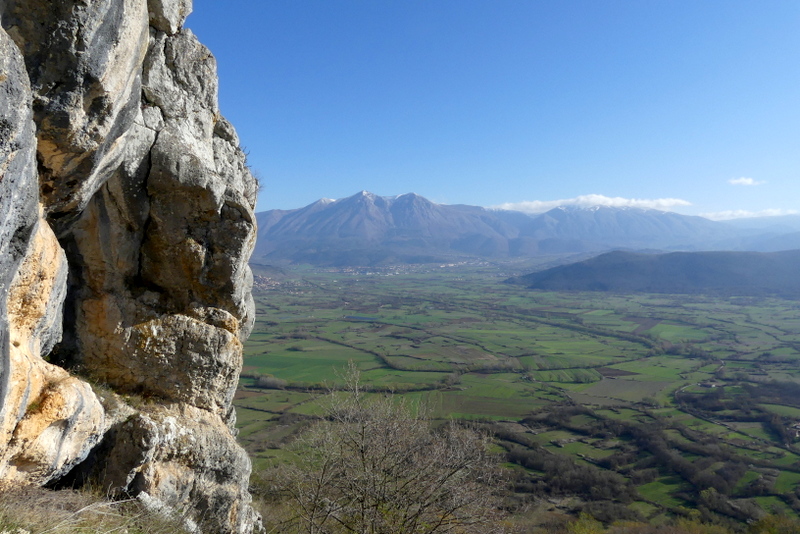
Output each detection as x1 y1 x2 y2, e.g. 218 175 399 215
0 26 39 397
0 2 261 532
148 0 193 35
0 32 106 483
99 405 261 534
1 0 149 230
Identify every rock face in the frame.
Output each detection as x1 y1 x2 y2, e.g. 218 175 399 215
0 2 260 532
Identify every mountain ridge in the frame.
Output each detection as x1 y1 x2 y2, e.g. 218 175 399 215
508 249 800 297
253 191 794 266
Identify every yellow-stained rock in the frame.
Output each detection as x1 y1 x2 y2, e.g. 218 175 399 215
0 3 260 532
1 217 106 486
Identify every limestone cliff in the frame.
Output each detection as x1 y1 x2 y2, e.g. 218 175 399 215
0 1 260 532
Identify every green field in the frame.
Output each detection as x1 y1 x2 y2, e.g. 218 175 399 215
238 262 800 526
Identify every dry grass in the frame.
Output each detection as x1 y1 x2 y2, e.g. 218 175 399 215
0 485 192 534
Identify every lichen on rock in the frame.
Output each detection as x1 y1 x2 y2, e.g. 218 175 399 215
0 1 261 532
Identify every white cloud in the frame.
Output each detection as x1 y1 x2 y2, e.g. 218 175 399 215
728 177 765 186
492 194 692 214
700 208 799 221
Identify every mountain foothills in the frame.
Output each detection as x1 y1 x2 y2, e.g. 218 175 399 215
0 2 260 533
508 249 800 298
254 191 798 266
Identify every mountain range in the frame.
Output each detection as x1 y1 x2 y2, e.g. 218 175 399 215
252 191 799 266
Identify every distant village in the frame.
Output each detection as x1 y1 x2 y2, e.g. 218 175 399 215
251 259 500 292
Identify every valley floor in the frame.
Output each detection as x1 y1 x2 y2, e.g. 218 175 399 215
238 262 800 530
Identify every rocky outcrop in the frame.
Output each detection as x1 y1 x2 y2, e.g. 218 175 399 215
0 215 105 487
0 1 260 532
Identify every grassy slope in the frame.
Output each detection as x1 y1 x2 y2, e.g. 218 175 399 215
0 486 191 534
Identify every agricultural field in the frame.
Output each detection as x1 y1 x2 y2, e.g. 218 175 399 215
237 262 800 527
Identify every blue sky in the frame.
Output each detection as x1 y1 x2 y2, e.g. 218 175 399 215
188 1 799 219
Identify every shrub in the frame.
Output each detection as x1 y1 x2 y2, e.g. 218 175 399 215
254 363 507 534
